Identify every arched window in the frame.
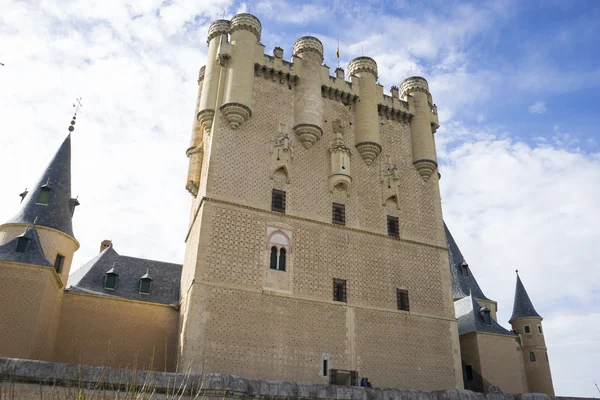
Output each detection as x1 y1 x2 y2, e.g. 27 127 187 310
270 246 278 270
529 351 536 362
278 248 286 271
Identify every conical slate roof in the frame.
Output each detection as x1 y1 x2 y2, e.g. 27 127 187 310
509 274 541 322
6 135 78 238
0 225 52 267
444 223 491 301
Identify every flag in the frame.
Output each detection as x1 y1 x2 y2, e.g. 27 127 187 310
336 47 339 59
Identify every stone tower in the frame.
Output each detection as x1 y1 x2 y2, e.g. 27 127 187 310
0 134 79 360
180 13 462 389
509 272 554 395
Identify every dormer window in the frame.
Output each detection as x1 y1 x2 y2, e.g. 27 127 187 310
15 237 30 253
480 307 491 325
36 187 52 205
104 268 118 290
461 262 469 276
139 270 153 295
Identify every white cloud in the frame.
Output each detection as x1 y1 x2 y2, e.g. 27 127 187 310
528 101 547 114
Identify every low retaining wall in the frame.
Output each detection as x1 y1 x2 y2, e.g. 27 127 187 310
0 358 590 400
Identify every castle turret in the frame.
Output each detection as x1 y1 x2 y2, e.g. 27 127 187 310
197 19 230 133
221 13 261 129
292 36 324 148
186 66 206 196
400 76 438 181
348 57 381 165
0 132 79 360
509 272 554 395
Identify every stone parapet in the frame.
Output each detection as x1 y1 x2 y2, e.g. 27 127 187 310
293 36 324 61
229 13 261 42
401 76 433 103
348 56 378 79
0 358 590 400
207 19 230 44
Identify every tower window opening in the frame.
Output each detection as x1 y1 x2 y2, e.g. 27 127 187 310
538 325 543 334
333 279 347 302
36 187 51 205
481 309 491 325
278 248 286 271
15 237 30 253
465 365 473 381
272 189 286 213
397 288 410 311
139 278 152 295
545 352 548 362
524 325 531 334
461 262 469 276
332 203 345 225
104 272 118 290
387 215 399 237
529 351 536 362
322 354 329 376
54 254 65 274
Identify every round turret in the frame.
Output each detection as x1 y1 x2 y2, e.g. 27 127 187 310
293 36 324 62
400 76 432 103
348 56 378 79
229 13 261 42
206 19 230 44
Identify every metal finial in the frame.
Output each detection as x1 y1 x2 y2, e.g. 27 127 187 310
515 269 519 275
33 216 38 225
69 98 83 132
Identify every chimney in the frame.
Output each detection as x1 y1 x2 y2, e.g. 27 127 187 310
100 240 112 253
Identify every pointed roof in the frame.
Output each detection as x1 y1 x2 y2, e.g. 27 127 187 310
444 223 491 301
6 135 78 238
509 273 541 322
454 295 514 336
0 225 52 267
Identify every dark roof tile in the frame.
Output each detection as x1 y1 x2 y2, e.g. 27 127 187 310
509 274 541 322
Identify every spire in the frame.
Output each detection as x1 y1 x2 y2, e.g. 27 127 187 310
5 134 78 238
509 271 541 322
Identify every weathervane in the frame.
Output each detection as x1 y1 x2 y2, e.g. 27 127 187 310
68 97 83 133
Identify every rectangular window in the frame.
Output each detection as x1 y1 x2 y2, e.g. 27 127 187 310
139 279 151 294
36 187 51 205
524 325 531 334
465 365 473 381
538 325 543 334
329 369 358 386
271 189 286 213
104 274 117 290
333 279 347 302
15 237 29 253
387 215 399 237
332 203 345 225
54 254 65 274
397 288 410 311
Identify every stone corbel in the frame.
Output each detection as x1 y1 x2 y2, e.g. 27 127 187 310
270 123 293 183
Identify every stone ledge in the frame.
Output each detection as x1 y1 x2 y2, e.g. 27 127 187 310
0 358 590 400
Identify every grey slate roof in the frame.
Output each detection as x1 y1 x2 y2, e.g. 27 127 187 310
509 274 541 322
6 135 78 238
454 295 515 336
444 223 491 301
67 245 182 305
0 225 52 267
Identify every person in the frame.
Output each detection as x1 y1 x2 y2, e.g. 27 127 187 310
366 378 372 388
360 378 367 387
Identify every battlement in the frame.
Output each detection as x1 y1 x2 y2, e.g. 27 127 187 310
207 19 230 44
400 76 432 102
293 36 324 61
348 56 378 78
229 13 261 41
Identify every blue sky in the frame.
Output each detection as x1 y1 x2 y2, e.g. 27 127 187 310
0 0 599 396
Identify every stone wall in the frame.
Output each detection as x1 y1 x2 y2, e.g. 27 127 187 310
0 358 592 400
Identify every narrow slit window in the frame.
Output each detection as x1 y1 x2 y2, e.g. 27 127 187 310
139 278 152 294
461 262 469 276
15 237 30 253
270 246 278 270
538 325 543 334
333 279 347 302
465 365 473 381
332 203 345 225
397 288 410 311
322 354 328 376
387 215 399 237
529 351 536 362
278 248 286 271
36 187 51 205
54 254 65 274
271 189 286 213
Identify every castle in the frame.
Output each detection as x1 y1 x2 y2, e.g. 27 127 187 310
0 13 554 396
